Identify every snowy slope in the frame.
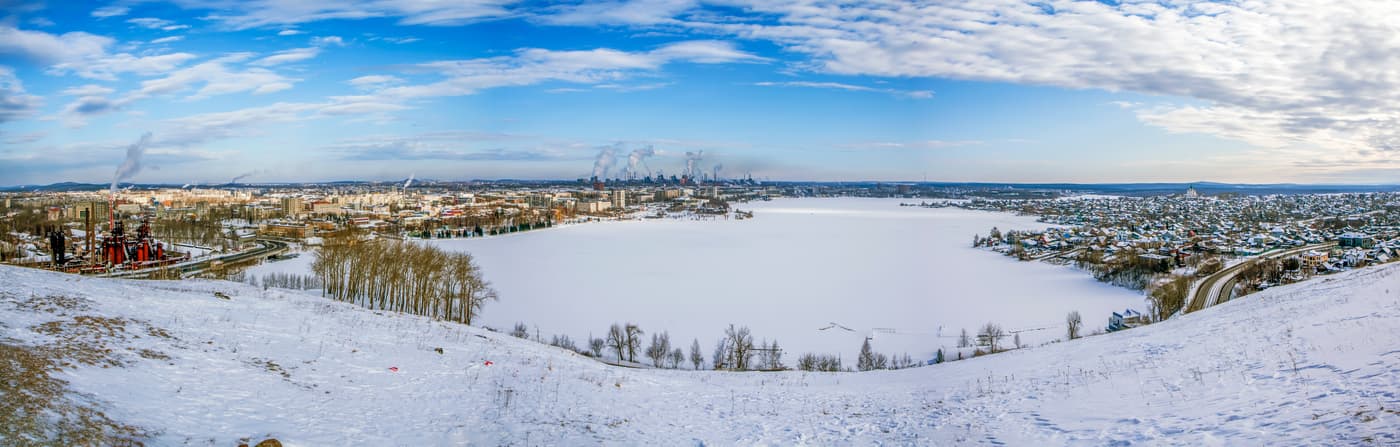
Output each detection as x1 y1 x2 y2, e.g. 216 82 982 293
1 263 1398 445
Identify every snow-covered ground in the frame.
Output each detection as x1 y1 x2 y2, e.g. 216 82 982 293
425 198 1144 362
245 198 1143 362
3 259 1399 444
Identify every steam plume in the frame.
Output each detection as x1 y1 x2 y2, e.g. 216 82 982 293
626 145 655 178
592 146 617 178
110 132 152 196
685 150 704 178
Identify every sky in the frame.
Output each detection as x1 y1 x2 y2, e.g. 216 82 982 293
3 1 1400 186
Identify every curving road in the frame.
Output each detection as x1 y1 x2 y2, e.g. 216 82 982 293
1184 242 1337 314
101 238 289 279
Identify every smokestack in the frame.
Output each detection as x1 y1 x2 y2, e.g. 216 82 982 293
712 163 723 182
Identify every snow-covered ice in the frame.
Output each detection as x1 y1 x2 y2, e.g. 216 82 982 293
3 254 1399 444
427 198 1145 362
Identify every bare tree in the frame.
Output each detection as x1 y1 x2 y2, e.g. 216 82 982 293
606 323 625 360
624 323 644 363
689 338 703 370
766 339 783 370
669 348 684 369
589 336 605 357
873 352 889 370
309 238 496 325
979 322 1005 353
958 328 970 348
511 322 529 339
712 339 728 370
723 324 755 371
1066 311 1083 340
646 331 671 367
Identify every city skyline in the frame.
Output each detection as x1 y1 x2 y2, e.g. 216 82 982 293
4 1 1400 186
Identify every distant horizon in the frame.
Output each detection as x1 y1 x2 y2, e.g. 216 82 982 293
8 178 1400 190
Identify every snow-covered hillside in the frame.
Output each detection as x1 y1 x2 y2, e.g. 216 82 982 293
2 263 1398 445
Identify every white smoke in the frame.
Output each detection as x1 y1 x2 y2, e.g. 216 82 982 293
712 163 723 181
404 172 415 189
592 146 618 179
685 150 704 178
626 145 656 178
110 132 153 196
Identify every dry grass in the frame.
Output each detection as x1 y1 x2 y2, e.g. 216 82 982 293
0 339 151 446
32 316 136 369
0 294 162 444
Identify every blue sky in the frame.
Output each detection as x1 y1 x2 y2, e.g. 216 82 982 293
2 0 1398 186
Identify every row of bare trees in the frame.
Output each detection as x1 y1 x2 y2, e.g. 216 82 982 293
310 238 497 325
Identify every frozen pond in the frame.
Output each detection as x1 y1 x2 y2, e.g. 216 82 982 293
425 198 1145 364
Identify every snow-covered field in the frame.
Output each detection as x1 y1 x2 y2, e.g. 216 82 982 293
423 198 1144 362
246 198 1143 362
3 258 1399 444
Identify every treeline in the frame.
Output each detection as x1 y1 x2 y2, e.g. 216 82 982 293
1075 250 1170 290
509 320 924 373
232 271 323 291
311 238 497 325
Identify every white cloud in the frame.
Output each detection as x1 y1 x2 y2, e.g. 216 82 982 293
673 1 1400 164
277 29 304 36
127 17 190 31
91 5 130 18
348 75 404 89
0 26 113 65
374 40 763 99
131 53 298 100
151 36 186 44
538 0 695 26
252 47 320 66
61 84 117 96
180 0 517 29
754 81 931 99
50 52 198 81
650 40 767 64
153 96 410 147
311 35 346 47
0 66 43 125
0 25 197 81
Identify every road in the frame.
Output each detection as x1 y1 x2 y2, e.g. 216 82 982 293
1184 242 1337 313
101 238 289 279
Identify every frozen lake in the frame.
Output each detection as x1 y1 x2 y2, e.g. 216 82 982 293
247 197 1145 363
421 197 1146 364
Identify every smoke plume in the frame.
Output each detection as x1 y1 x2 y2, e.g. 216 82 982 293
592 146 617 178
110 132 153 196
230 170 259 184
712 163 723 181
626 145 656 178
404 172 415 189
684 150 704 178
